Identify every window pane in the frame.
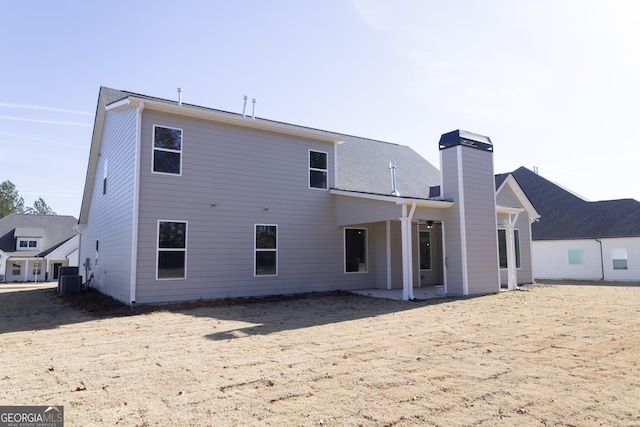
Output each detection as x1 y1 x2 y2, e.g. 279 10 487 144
497 229 507 268
568 249 585 265
613 259 628 270
310 170 327 189
514 229 521 268
256 225 276 249
19 241 27 247
154 127 182 150
345 229 367 272
611 248 627 260
158 251 186 278
153 150 181 174
310 151 327 169
420 231 431 270
256 251 277 275
29 241 37 247
159 222 186 248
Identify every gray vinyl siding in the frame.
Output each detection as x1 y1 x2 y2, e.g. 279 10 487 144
335 196 404 226
79 107 137 303
461 148 500 294
496 186 534 285
441 146 500 295
134 111 370 303
440 149 464 294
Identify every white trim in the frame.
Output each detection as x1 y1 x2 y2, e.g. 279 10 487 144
385 220 391 289
496 174 540 221
105 98 131 111
130 102 144 303
308 149 329 190
124 97 347 144
441 220 448 295
456 147 469 295
344 227 368 274
254 224 278 277
155 220 188 281
151 124 183 176
330 189 454 208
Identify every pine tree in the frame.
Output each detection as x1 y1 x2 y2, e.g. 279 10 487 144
0 180 26 218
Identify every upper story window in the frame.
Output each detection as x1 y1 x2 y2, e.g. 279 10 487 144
17 239 39 251
153 125 182 175
309 150 328 189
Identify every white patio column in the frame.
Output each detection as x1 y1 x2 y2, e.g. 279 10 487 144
401 202 417 300
505 212 520 290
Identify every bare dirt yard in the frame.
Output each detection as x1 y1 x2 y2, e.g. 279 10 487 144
1 282 639 426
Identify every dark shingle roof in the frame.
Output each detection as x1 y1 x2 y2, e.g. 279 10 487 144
511 166 640 239
336 137 440 199
0 214 78 257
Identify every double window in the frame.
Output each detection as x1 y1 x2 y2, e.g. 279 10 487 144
498 229 520 269
157 221 187 279
309 150 328 189
345 228 367 273
17 239 38 250
153 125 182 175
255 225 277 276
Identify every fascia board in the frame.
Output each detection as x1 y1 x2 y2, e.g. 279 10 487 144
331 189 453 208
135 97 346 144
497 174 540 220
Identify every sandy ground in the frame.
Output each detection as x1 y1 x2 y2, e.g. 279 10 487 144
1 282 639 427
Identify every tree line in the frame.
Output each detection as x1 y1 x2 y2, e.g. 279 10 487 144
0 180 56 218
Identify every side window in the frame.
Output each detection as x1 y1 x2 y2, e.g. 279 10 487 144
255 225 277 276
498 229 521 269
568 249 586 265
153 125 182 175
345 228 367 273
611 248 628 270
309 150 328 189
157 221 187 279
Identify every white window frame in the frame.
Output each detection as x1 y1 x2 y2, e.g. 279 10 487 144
152 125 183 176
156 220 188 280
308 149 328 190
344 227 368 273
254 224 278 277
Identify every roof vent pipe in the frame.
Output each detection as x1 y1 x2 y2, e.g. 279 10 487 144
242 95 248 117
389 161 400 196
177 88 183 106
252 98 256 120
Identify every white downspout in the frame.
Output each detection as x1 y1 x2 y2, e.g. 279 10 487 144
130 101 144 304
401 202 417 300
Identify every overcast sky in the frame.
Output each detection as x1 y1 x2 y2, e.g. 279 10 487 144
1 1 639 217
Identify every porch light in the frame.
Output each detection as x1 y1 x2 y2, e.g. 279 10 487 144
426 220 434 229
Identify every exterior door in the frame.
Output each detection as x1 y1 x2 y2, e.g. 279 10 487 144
53 263 63 280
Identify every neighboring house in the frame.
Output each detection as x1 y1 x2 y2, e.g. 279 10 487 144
0 214 79 282
77 87 539 305
509 166 640 281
